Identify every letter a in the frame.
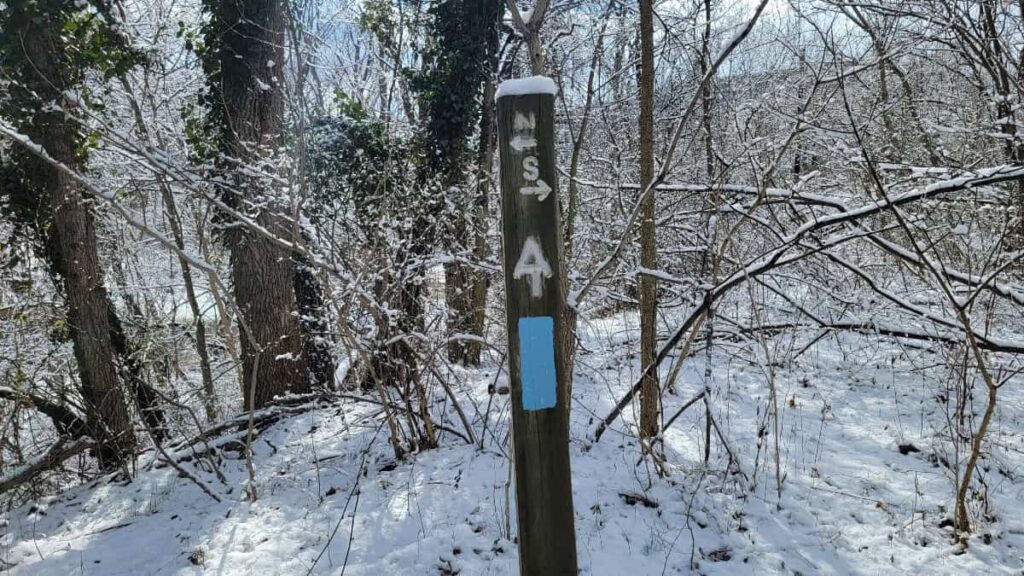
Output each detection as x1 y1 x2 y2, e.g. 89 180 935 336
513 237 552 298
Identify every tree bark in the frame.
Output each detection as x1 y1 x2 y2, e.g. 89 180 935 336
107 303 167 442
214 0 310 409
10 10 137 469
44 137 138 466
466 77 499 366
637 0 659 439
294 253 335 389
418 0 501 366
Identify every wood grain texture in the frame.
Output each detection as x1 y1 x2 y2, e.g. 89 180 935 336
498 92 578 576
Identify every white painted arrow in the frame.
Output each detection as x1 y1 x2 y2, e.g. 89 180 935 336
519 179 552 201
510 134 537 151
513 237 552 298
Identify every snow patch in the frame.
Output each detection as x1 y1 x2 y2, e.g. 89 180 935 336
496 76 557 99
4 316 1024 575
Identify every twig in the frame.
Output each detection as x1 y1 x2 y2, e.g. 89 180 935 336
660 390 706 434
307 422 383 575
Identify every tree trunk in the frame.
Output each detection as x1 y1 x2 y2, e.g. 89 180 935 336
107 303 167 442
466 76 499 366
294 253 335 389
637 0 659 439
44 134 138 467
162 186 219 422
419 0 501 366
10 9 137 469
229 221 309 410
699 0 716 464
214 0 310 409
445 251 474 363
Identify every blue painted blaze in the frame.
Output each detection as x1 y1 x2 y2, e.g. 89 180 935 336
518 316 558 411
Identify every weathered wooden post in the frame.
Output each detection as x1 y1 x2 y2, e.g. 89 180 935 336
496 77 578 575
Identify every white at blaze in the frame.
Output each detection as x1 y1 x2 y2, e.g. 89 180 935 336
513 237 552 298
519 156 552 201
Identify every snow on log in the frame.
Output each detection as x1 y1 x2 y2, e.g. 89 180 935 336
496 76 558 99
0 437 94 495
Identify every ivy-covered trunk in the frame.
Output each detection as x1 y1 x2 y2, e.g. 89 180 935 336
415 0 502 367
294 253 335 390
1 0 137 468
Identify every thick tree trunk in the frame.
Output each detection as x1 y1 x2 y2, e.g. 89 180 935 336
229 222 309 410
215 0 310 409
637 0 659 439
11 12 137 469
43 135 138 467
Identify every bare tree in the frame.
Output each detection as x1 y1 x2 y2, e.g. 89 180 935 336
637 0 659 441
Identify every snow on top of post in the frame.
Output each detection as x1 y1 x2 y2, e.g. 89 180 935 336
496 76 558 99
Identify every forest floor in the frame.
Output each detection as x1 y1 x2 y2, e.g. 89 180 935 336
2 310 1024 575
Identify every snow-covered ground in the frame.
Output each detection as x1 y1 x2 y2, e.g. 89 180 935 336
3 311 1024 575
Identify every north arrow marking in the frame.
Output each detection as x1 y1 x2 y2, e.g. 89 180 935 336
511 112 537 151
514 111 536 131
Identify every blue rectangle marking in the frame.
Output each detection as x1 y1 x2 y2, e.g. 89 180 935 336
518 316 557 411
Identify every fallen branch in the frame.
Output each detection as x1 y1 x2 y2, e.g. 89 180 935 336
0 437 94 495
169 393 332 451
661 390 706 434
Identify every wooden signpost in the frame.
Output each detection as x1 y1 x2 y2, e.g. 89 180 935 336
496 77 578 576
